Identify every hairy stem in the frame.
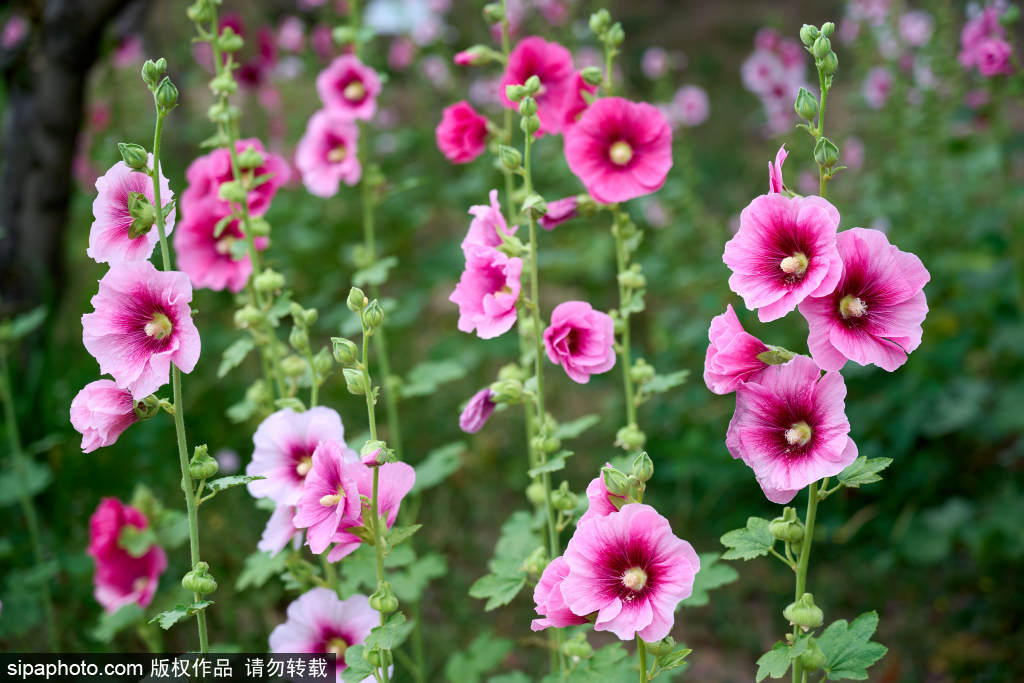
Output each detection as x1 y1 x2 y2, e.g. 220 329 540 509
791 481 820 683
612 211 639 431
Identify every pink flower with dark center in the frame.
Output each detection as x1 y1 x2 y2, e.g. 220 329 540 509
463 189 517 249
436 101 488 164
723 193 843 322
862 66 894 109
671 85 710 127
557 503 700 641
460 388 496 433
726 355 858 503
560 72 597 130
293 440 362 556
173 199 268 293
181 139 290 218
296 109 362 197
70 380 138 453
959 7 1007 71
531 556 588 631
258 505 302 556
246 407 353 506
326 461 416 562
754 28 780 52
88 498 167 613
579 466 625 524
768 145 787 194
538 196 578 230
316 55 381 120
703 304 771 395
450 245 522 339
741 50 785 96
87 158 175 264
499 36 575 135
269 588 379 682
81 262 201 400
799 228 929 372
543 301 616 384
976 38 1013 76
899 10 934 47
564 97 672 204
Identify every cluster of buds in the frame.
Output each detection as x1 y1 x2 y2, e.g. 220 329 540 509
601 451 655 506
505 75 543 136
795 22 842 176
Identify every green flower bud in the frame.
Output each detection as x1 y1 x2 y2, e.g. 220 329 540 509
522 546 548 577
769 507 806 543
580 66 604 86
631 451 654 483
126 192 156 239
617 269 646 290
523 75 542 95
505 84 527 102
526 480 546 507
552 482 578 511
186 0 214 24
819 51 838 75
798 638 826 671
250 216 271 235
601 465 630 497
289 326 310 354
794 87 819 121
518 96 538 118
331 337 359 366
347 287 368 312
811 36 832 60
630 358 655 383
606 22 625 47
497 363 527 382
281 355 307 377
344 368 367 395
302 308 319 327
615 424 647 451
209 73 237 96
133 395 161 420
237 144 266 170
562 632 594 659
188 444 219 480
361 440 388 465
155 77 179 111
799 24 819 47
253 268 285 292
482 2 504 23
490 378 523 403
369 583 399 613
141 58 167 88
542 436 561 453
217 27 244 53
313 348 333 376
814 137 839 168
589 10 612 37
820 22 835 38
246 379 272 406
756 344 797 365
520 115 541 135
218 180 248 204
783 593 824 631
362 300 384 330
643 635 676 657
118 143 150 171
234 305 264 328
625 475 645 503
498 145 522 171
181 561 217 595
364 648 393 670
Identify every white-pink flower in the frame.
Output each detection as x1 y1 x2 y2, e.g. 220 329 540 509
463 189 517 250
87 157 175 264
293 440 362 555
70 380 138 453
450 245 522 339
296 109 362 197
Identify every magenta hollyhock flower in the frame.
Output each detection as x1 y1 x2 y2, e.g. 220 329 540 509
463 189 517 250
499 36 575 135
726 355 858 503
450 246 522 339
181 139 290 218
296 109 362 197
560 72 597 130
316 55 381 120
542 301 616 384
87 158 175 264
741 50 785 96
81 261 201 400
326 461 416 562
671 85 710 127
293 440 362 555
531 556 588 631
723 193 843 323
557 503 700 641
768 144 787 194
862 66 893 109
799 228 929 372
246 407 352 506
70 380 138 453
703 304 771 395
578 467 625 524
975 38 1013 76
258 505 302 556
88 498 167 613
564 97 672 205
436 101 489 164
173 199 267 293
538 196 579 230
959 7 1007 72
459 388 496 433
269 588 379 682
899 10 934 47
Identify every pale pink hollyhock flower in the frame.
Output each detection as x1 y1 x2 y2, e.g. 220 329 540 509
294 441 362 556
671 85 710 127
557 503 700 641
87 158 175 264
326 460 416 562
644 199 669 229
70 380 138 453
796 170 818 196
500 36 575 135
844 137 865 171
215 448 240 474
296 109 362 197
278 16 305 53
88 498 167 613
965 88 991 109
450 246 522 339
838 18 861 45
420 55 452 89
642 47 670 79
723 193 843 323
388 37 415 70
113 36 143 69
862 66 894 109
469 75 502 107
310 24 334 62
799 228 929 372
703 304 771 395
536 0 569 25
741 50 785 96
768 145 787 194
246 407 351 506
726 355 857 503
269 588 379 682
543 301 616 384
579 467 625 524
436 101 489 164
181 139 290 218
258 505 302 556
531 556 588 631
82 262 201 400
564 97 672 205
560 72 597 131
2 15 28 49
317 55 381 120
539 196 578 230
754 27 780 52
463 189 517 249
173 201 267 293
460 388 496 433
976 38 1013 76
899 10 934 47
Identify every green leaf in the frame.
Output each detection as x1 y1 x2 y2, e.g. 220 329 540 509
837 457 893 488
205 474 264 493
6 306 47 340
342 645 375 683
153 509 189 549
400 359 467 398
117 525 157 558
235 550 287 591
0 459 52 506
468 573 525 611
274 397 306 412
91 604 144 643
488 674 531 683
720 517 774 561
353 255 399 287
681 552 739 607
817 611 888 680
212 213 235 239
527 449 573 478
656 646 693 673
639 370 690 397
563 643 633 682
365 612 414 650
411 442 465 494
756 642 792 681
149 600 214 630
218 338 255 378
386 524 421 548
553 414 600 440
488 510 539 576
391 552 447 603
226 398 257 423
444 632 514 683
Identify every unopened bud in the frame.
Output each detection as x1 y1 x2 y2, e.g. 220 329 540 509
489 378 523 403
498 145 522 171
615 424 646 450
343 368 367 395
814 137 839 168
526 480 546 506
253 268 285 292
606 23 625 46
523 75 541 95
238 145 266 170
189 444 219 480
580 66 604 86
589 10 612 37
482 2 504 23
520 114 541 135
141 58 167 88
644 636 676 656
347 287 367 313
505 84 527 102
630 358 655 383
118 143 149 171
552 482 577 511
819 51 838 75
799 24 819 46
217 27 244 53
562 632 594 659
631 451 654 483
134 395 161 420
234 305 264 328
369 582 399 613
811 36 832 60
820 22 835 38
331 337 359 366
362 300 384 330
601 466 629 497
522 547 547 577
798 638 826 671
182 561 217 595
289 326 310 353
783 593 824 631
281 355 307 377
794 87 819 121
769 507 806 543
155 77 179 111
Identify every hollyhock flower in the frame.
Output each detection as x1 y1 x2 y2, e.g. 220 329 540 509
959 7 1006 70
844 137 865 171
579 467 625 524
755 27 780 51
310 24 334 61
70 380 138 453
557 503 700 641
450 246 522 339
899 10 934 47
454 49 476 66
538 196 578 230
87 158 175 264
768 145 788 194
723 193 843 322
976 38 1013 76
799 228 929 372
463 189 517 249
459 388 496 433
88 498 167 613
564 97 672 204
543 301 616 384
2 15 28 49
296 109 362 197
258 505 302 556
531 556 588 631
741 50 785 96
726 355 858 503
642 47 669 79
862 66 893 109
326 460 416 562
436 101 488 164
246 407 352 505
316 55 381 120
671 85 710 127
181 139 290 218
703 304 772 395
81 261 200 400
389 37 415 70
560 72 597 130
293 440 362 555
269 588 379 683
499 36 575 135
173 200 267 293
278 16 305 53
778 39 805 70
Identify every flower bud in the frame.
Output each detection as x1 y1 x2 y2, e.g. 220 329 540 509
615 424 647 450
644 635 676 656
127 192 156 238
818 51 838 75
756 344 797 365
606 22 625 47
482 2 504 23
281 355 307 377
209 73 237 96
118 143 150 171
489 378 523 403
189 444 219 480
134 395 161 420
523 75 542 95
344 368 367 395
234 305 264 328
520 115 541 135
518 96 538 117
783 593 824 631
332 25 357 47
552 482 578 511
794 87 819 121
237 145 266 170
589 10 611 37
505 84 527 102
186 0 213 23
769 507 806 543
617 269 646 290
811 36 831 60
218 180 248 204
362 300 385 330
799 24 819 46
601 465 630 497
630 358 655 383
347 287 367 313
313 348 333 376
331 337 359 366
155 77 179 111
814 137 839 168
141 58 167 88
217 26 244 53
254 268 285 292
498 145 522 171
369 582 399 613
580 66 604 86
182 561 217 595
360 440 387 466
562 632 594 659
289 326 310 354
526 480 546 506
798 638 826 671
820 22 835 38
631 451 654 483
364 648 393 670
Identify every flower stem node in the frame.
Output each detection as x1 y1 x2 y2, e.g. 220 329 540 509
552 481 578 511
644 636 676 657
814 137 840 168
331 337 359 367
118 143 150 171
489 378 523 403
562 632 594 660
217 180 247 204
141 58 167 89
601 465 630 497
362 300 385 331
254 268 285 293
189 444 219 480
134 395 161 420
794 88 819 121
798 638 826 671
522 192 547 219
631 451 654 483
369 582 399 613
580 66 604 87
784 593 824 631
209 73 237 96
181 561 217 595
799 24 820 46
615 424 647 451
769 506 805 543
347 287 368 313
155 77 179 112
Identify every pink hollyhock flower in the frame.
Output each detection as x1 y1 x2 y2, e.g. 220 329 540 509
741 50 785 96
246 407 352 506
844 137 865 171
703 304 771 395
768 145 787 194
557 503 700 641
326 460 416 562
726 355 858 503
463 189 517 249
316 55 381 120
70 380 138 453
182 139 290 218
778 39 805 69
862 66 894 109
388 38 415 71
258 505 302 556
959 7 1006 70
539 196 578 230
310 24 334 61
293 440 362 555
579 467 625 524
278 16 305 53
2 15 28 49
269 588 379 682
499 36 575 135
454 50 476 66
642 47 670 80
87 158 175 264
81 262 201 399
459 388 496 433
671 85 710 127
899 10 934 47
88 498 167 613
173 200 267 293
436 101 489 164
564 97 672 205
542 301 616 384
976 38 1013 76
296 109 362 197
799 228 929 372
449 246 522 339
723 193 843 322
531 556 588 631
560 72 597 131
755 27 780 52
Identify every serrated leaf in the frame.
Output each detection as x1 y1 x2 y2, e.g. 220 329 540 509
639 370 690 396
153 509 189 549
837 457 893 488
149 600 214 630
488 510 539 576
391 552 447 603
468 573 525 611
681 552 739 607
91 604 144 643
444 631 514 683
817 611 888 680
386 524 421 548
342 645 375 683
0 460 52 506
226 399 257 423
353 256 399 287
656 646 693 672
756 642 792 681
527 450 573 478
564 643 632 682
411 442 464 494
365 612 414 650
218 338 255 378
400 359 467 398
488 674 531 683
235 550 287 591
553 414 600 440
206 474 264 493
721 517 774 561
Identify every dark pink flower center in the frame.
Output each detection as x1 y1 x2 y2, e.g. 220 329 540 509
600 539 658 602
763 400 819 459
114 294 176 353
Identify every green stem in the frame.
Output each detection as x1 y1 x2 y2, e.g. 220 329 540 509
817 70 829 198
637 637 647 682
612 213 638 431
305 347 319 408
791 481 820 683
